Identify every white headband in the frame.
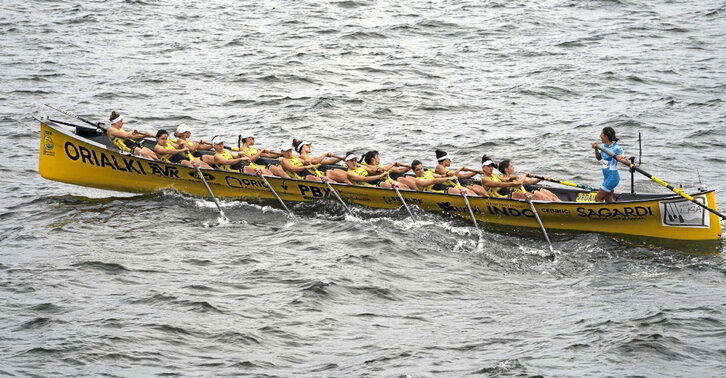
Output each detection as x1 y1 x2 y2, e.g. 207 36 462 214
482 160 493 166
437 152 449 162
296 140 311 153
110 115 123 124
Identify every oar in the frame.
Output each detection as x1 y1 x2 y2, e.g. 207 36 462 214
44 104 107 131
194 165 228 222
530 175 596 192
521 185 555 260
255 171 296 221
321 177 354 216
391 182 417 223
455 179 479 231
596 146 726 220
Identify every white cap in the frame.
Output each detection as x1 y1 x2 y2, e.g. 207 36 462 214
482 160 494 167
240 131 254 139
212 136 224 145
344 151 357 161
279 142 293 152
176 123 192 134
296 140 311 153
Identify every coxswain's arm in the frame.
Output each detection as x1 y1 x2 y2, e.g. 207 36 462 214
591 142 602 160
615 154 630 165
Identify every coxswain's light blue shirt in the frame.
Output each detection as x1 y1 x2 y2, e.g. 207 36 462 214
599 142 623 170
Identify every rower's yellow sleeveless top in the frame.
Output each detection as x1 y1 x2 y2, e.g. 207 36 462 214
439 168 464 189
417 171 445 193
109 128 134 153
348 166 375 186
172 138 197 161
245 146 265 169
486 174 520 198
216 150 236 171
284 156 323 179
158 142 177 163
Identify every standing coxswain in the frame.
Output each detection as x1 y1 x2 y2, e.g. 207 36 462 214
591 127 630 202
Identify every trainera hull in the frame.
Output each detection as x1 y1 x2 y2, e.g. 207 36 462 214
38 120 723 241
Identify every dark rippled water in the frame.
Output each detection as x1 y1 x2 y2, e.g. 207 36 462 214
2 0 726 376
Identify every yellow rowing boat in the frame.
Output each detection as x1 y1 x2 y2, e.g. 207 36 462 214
37 117 723 241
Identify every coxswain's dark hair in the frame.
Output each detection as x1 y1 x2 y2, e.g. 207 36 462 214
109 110 121 122
481 155 498 169
602 127 619 142
362 150 379 165
411 159 423 170
498 159 511 173
155 129 169 138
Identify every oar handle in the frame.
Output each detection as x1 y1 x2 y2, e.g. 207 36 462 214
596 146 726 220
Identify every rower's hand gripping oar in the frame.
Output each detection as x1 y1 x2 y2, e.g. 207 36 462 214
255 170 296 221
521 185 556 260
193 163 228 222
44 104 107 131
529 174 596 192
596 146 726 220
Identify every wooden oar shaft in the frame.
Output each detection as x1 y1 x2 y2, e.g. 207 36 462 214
323 179 354 216
596 146 725 220
392 185 416 223
258 174 296 220
455 179 479 231
194 165 227 221
521 185 555 257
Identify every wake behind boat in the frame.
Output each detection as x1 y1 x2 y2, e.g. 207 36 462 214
37 115 723 242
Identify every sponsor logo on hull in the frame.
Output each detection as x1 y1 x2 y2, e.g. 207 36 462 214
659 197 709 228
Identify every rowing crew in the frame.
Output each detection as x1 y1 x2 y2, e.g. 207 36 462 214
105 110 562 199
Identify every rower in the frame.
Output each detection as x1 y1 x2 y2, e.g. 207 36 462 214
172 123 215 166
239 131 288 178
344 152 398 187
292 139 348 183
278 142 324 181
434 149 485 196
481 156 522 198
153 129 211 168
212 136 248 171
106 110 158 160
410 160 459 193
